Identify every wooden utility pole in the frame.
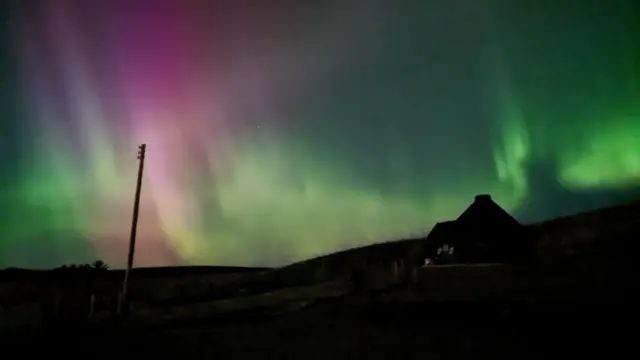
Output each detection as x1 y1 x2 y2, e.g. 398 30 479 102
119 144 146 314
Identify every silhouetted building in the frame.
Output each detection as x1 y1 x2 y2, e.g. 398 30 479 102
424 194 535 264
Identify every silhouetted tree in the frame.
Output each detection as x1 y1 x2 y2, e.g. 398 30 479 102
53 261 109 279
92 260 108 271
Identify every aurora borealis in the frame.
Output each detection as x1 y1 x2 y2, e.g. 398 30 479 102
0 0 638 269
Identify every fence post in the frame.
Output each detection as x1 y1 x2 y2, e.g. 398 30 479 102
116 291 123 315
392 261 398 281
89 294 95 318
53 293 61 317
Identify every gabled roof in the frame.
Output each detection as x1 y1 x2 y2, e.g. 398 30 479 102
456 194 522 228
428 220 459 238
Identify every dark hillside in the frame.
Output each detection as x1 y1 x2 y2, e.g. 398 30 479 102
0 266 270 282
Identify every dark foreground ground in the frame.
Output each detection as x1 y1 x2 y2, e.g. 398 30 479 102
3 298 636 359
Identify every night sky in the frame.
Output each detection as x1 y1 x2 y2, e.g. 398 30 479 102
0 0 638 269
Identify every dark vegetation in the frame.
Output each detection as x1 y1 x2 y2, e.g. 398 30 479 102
52 260 109 276
5 296 636 358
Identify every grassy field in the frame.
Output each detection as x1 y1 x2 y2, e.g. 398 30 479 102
1 261 636 358
4 291 635 359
